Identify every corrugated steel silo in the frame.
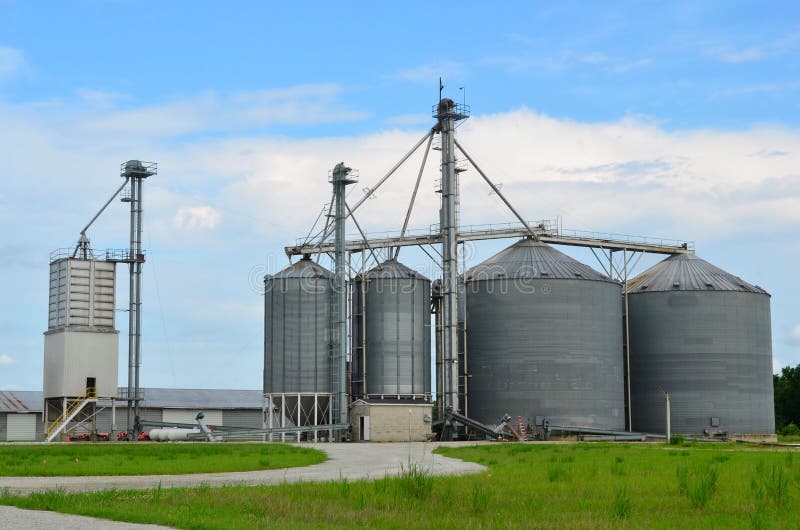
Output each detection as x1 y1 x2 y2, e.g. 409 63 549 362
627 254 774 435
264 256 333 394
352 260 431 397
465 239 624 429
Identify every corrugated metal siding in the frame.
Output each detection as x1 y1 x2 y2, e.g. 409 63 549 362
222 409 263 428
6 413 37 441
48 258 116 329
163 409 222 425
94 408 114 432
138 408 163 424
0 390 38 412
353 260 431 396
35 413 44 441
465 240 624 429
139 388 263 409
629 290 774 434
264 259 333 394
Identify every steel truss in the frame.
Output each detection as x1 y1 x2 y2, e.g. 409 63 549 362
286 97 693 435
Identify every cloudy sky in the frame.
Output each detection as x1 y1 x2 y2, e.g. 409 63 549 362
1 1 798 391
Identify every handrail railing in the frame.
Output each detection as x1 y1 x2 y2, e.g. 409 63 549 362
46 388 97 439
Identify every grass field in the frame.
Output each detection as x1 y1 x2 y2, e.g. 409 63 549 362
0 443 325 476
2 442 799 529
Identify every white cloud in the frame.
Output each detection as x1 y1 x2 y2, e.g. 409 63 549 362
790 324 800 345
395 61 464 83
0 47 27 81
76 88 130 108
707 31 800 63
5 83 369 141
480 51 651 76
0 354 15 366
384 114 432 127
173 206 221 230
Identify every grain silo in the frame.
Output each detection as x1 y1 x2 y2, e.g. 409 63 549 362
263 256 334 437
627 253 774 437
464 238 625 429
350 259 432 441
351 259 431 397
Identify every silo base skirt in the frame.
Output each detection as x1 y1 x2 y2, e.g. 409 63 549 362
263 393 334 442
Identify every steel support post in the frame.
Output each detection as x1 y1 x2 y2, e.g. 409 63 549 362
133 176 143 427
126 175 137 435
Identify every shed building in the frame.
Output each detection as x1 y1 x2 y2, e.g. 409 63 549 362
0 388 265 441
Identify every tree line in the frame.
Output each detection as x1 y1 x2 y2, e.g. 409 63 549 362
774 363 800 435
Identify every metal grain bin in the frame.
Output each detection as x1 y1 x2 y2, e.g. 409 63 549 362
264 257 333 394
352 260 431 397
465 239 624 429
627 254 774 435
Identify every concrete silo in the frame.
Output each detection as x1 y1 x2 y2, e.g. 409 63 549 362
627 253 774 437
465 238 625 430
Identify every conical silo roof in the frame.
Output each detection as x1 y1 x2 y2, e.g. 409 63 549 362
363 259 429 281
465 238 609 282
270 256 333 279
626 253 768 294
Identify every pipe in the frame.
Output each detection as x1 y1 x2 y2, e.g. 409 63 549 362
395 133 434 260
317 128 435 244
665 391 671 443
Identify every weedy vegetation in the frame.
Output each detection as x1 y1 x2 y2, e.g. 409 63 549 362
0 443 324 476
1 442 799 528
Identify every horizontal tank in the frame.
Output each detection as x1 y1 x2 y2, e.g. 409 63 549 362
627 253 774 435
264 257 333 395
465 239 624 429
352 260 431 397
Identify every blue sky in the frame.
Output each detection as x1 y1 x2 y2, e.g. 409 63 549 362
1 1 798 390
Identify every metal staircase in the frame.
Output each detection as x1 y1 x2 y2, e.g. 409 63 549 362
45 388 97 442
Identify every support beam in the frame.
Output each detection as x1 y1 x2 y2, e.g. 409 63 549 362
454 139 539 241
286 225 693 257
395 133 434 260
316 129 434 244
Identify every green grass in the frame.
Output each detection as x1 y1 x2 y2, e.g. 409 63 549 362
1 443 799 529
0 443 325 476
